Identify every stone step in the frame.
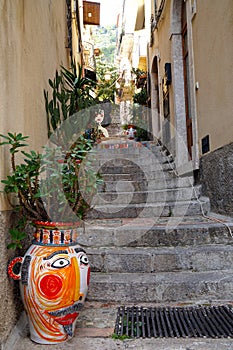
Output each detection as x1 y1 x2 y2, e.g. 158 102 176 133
87 245 233 274
90 152 174 165
91 157 173 171
91 143 166 159
100 170 177 187
86 197 210 219
79 218 233 248
99 169 179 182
91 186 201 206
96 162 175 174
87 270 233 303
96 139 161 148
101 176 194 191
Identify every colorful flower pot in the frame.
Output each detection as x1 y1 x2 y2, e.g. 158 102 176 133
126 125 137 140
8 221 90 344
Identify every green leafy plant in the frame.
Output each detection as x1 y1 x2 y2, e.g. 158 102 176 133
7 217 27 250
111 333 131 340
95 59 118 103
133 88 147 106
112 318 142 339
44 61 98 137
0 132 102 248
132 68 148 106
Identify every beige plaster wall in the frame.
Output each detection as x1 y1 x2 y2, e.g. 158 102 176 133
0 0 70 211
192 0 233 153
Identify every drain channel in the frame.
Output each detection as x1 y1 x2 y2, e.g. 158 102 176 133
114 305 233 338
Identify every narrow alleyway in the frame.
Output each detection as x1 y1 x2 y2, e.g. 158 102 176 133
4 121 233 350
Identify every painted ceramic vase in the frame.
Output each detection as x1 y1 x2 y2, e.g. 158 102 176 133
126 125 137 140
8 221 90 344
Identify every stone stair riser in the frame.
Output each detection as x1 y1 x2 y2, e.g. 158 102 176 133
78 224 233 248
98 165 175 175
87 246 233 273
87 198 210 219
87 271 233 303
92 158 175 169
92 187 200 205
101 177 194 191
92 145 168 154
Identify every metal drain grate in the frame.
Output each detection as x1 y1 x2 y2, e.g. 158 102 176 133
114 305 233 338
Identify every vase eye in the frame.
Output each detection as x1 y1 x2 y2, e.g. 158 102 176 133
51 258 70 269
80 254 89 266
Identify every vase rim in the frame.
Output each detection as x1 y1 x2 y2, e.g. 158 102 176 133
33 221 81 229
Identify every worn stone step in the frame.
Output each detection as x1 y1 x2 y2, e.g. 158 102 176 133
91 186 201 206
87 270 233 303
95 140 163 151
79 218 233 248
87 158 176 177
96 162 175 174
86 197 210 219
89 144 169 162
91 154 168 165
101 176 194 191
87 245 233 273
99 169 176 182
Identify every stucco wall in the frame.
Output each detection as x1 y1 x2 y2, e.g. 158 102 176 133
0 0 70 209
0 0 72 343
192 0 233 153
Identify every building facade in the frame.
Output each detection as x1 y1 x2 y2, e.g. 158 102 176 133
134 0 233 215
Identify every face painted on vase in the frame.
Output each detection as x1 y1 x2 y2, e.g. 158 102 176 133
21 245 90 343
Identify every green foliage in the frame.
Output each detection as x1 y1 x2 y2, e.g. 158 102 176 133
111 333 130 340
92 25 117 64
40 135 102 221
132 68 148 106
95 59 118 102
0 133 44 221
0 132 102 248
7 217 27 249
44 61 98 137
133 88 147 106
112 318 142 339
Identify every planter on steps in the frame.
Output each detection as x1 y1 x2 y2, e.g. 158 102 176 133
126 125 137 140
8 221 90 344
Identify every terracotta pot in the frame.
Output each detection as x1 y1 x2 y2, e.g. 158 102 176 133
8 221 90 344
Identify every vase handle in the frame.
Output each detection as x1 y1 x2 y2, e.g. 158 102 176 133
8 257 23 280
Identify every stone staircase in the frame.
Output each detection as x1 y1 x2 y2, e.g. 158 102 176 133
78 137 233 304
86 140 209 219
4 136 233 350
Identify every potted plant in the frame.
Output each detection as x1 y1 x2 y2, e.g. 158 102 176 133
0 131 101 344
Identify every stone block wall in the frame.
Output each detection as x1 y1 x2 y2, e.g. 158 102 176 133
200 142 233 216
0 211 23 345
